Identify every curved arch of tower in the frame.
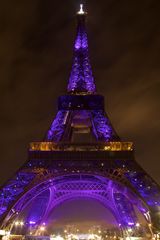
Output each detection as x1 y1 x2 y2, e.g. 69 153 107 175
1 174 149 229
0 5 160 236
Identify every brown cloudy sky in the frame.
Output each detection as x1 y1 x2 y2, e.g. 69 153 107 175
0 0 160 187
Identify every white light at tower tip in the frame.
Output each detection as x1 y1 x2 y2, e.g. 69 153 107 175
78 4 85 15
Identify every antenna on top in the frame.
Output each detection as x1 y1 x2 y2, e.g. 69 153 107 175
77 4 86 15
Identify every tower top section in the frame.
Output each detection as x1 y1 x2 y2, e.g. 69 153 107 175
77 4 86 15
67 5 96 94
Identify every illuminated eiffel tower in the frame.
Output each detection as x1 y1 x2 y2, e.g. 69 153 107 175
0 5 160 235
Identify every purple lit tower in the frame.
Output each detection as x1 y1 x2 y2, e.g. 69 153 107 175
0 5 160 235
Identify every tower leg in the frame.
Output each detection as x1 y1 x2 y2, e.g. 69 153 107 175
121 159 160 231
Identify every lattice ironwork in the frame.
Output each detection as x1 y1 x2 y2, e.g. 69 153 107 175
44 109 121 144
67 14 96 93
0 170 35 217
126 170 160 207
0 174 148 229
91 110 120 141
46 110 69 142
114 192 137 227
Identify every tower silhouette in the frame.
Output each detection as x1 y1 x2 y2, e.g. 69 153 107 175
0 5 160 234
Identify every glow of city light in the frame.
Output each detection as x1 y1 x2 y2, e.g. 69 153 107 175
88 234 101 240
29 221 36 225
15 221 24 226
88 234 95 240
50 235 64 240
0 230 5 236
128 222 134 226
5 231 10 236
40 226 45 231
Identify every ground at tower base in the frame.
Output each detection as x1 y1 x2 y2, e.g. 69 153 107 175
0 3 160 240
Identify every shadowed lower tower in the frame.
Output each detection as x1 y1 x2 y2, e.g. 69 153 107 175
0 5 160 236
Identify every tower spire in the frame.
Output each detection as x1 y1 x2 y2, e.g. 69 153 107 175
67 5 96 94
77 4 85 15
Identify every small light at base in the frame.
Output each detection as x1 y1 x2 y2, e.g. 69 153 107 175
40 226 45 231
29 221 36 225
0 230 5 236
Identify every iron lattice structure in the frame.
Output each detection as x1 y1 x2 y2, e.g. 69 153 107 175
0 7 160 234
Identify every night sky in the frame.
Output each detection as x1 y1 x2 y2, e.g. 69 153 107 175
0 0 160 188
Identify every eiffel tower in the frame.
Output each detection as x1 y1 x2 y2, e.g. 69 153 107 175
0 4 160 235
